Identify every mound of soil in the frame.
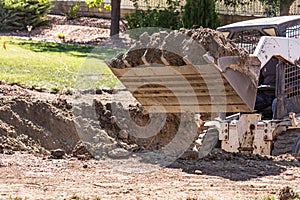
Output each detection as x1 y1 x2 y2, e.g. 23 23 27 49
180 27 249 61
107 27 249 69
0 83 78 154
0 82 202 160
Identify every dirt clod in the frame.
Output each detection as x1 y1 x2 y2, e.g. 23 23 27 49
0 144 3 154
72 141 94 160
107 148 131 159
50 149 66 159
278 186 297 200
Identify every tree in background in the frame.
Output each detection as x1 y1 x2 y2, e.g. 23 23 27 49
220 0 296 16
110 0 121 36
181 0 220 29
85 0 120 36
263 0 295 16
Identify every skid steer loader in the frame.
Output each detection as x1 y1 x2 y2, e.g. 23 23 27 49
106 15 300 157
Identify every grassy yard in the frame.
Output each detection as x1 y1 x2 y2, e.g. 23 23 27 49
0 36 124 92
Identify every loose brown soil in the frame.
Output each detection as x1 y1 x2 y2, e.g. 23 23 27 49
0 15 300 200
107 27 249 69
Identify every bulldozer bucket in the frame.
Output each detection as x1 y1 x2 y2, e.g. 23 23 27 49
108 53 261 114
217 56 261 112
106 29 263 114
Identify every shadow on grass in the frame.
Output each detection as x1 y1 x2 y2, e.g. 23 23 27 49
13 40 125 60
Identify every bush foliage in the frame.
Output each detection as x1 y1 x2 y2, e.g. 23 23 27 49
125 0 220 30
125 0 181 30
181 0 220 29
66 1 81 20
0 0 52 31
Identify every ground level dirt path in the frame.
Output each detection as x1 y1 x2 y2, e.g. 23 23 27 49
0 151 299 200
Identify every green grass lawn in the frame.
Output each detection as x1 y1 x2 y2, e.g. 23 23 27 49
0 36 124 92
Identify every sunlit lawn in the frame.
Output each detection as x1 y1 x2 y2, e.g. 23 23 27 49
0 36 124 91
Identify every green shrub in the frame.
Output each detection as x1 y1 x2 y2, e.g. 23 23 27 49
66 1 81 20
180 0 220 29
0 0 52 31
125 0 181 30
261 0 279 17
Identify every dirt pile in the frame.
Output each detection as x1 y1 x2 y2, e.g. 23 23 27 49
0 96 79 154
95 101 200 151
0 83 202 159
0 134 45 154
72 95 202 161
107 27 249 69
180 27 249 61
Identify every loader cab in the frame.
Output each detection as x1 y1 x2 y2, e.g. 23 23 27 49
217 15 300 54
275 61 300 119
217 16 300 119
255 57 278 119
252 57 300 120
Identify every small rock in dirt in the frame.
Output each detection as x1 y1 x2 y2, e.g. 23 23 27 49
72 141 93 159
95 89 103 94
118 130 128 140
179 150 199 160
258 171 265 176
50 149 65 159
108 148 131 159
83 164 88 168
93 130 114 144
104 110 111 117
278 186 297 200
77 154 92 160
4 149 14 155
103 143 118 152
0 144 3 154
283 172 295 180
110 116 117 124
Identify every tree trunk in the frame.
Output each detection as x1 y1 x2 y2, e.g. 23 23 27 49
110 0 121 36
280 0 295 16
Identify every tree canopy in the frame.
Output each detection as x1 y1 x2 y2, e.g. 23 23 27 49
220 0 296 16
